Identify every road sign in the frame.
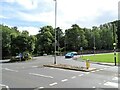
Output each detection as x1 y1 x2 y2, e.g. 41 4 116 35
113 43 116 46
80 47 83 51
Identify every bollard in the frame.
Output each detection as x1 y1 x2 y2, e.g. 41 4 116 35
86 59 90 69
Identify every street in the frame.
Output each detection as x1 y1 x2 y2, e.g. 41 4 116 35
1 56 119 89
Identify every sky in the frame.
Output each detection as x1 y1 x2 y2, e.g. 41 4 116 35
0 0 119 35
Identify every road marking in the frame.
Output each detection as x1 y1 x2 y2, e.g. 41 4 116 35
78 74 84 77
103 68 106 70
32 66 38 68
103 80 106 82
82 72 90 74
104 82 118 88
49 82 57 86
49 68 80 73
29 73 53 79
112 77 118 81
0 84 9 90
91 71 95 73
96 70 100 72
38 87 44 89
92 86 95 88
4 68 18 72
61 79 68 82
71 76 76 79
100 69 104 71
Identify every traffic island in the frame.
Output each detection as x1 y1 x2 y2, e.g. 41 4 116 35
43 64 97 72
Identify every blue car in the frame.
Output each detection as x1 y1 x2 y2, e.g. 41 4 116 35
65 52 74 58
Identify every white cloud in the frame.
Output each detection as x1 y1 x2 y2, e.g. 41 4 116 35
56 0 118 28
18 26 39 35
1 0 38 10
16 0 38 10
0 0 15 3
1 0 119 34
0 15 8 19
19 0 118 28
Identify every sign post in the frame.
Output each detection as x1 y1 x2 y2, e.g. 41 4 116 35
80 47 83 57
113 43 116 66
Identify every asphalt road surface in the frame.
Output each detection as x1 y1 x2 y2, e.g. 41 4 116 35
1 56 119 89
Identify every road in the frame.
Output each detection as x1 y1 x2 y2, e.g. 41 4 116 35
1 56 119 89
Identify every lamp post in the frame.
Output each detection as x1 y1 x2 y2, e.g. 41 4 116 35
53 0 57 64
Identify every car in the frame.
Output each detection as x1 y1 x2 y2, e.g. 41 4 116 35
70 52 78 55
65 52 74 58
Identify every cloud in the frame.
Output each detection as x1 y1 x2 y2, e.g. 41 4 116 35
1 0 38 10
56 0 118 28
0 15 8 19
0 0 119 34
18 26 39 35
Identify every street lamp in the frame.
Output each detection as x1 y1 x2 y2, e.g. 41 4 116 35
53 0 57 64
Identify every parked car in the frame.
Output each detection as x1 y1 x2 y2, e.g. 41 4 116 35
65 52 74 58
70 52 78 55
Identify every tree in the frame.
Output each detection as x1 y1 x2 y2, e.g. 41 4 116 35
65 24 88 51
36 26 54 55
99 24 113 50
56 27 64 52
1 25 20 58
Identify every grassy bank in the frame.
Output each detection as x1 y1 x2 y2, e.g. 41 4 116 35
81 53 119 63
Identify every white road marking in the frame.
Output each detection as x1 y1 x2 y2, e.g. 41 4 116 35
103 68 107 70
38 87 44 89
71 76 76 79
100 69 104 71
96 70 100 72
103 80 106 82
82 72 90 74
4 68 18 72
78 74 84 77
61 79 68 82
92 86 95 88
112 77 118 81
49 82 57 86
49 68 80 73
91 71 95 73
32 66 38 68
0 84 9 90
104 82 118 88
29 73 53 79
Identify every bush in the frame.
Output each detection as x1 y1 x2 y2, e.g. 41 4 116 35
10 52 32 62
10 56 20 62
23 52 32 60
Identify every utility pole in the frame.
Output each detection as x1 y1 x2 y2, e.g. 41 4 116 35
53 0 57 64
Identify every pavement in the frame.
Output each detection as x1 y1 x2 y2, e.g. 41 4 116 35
1 55 119 89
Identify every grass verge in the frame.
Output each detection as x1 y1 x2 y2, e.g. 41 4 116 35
81 53 118 63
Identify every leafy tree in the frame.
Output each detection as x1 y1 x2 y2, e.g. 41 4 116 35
99 24 113 50
1 25 20 58
65 24 88 51
56 27 64 52
36 26 54 55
